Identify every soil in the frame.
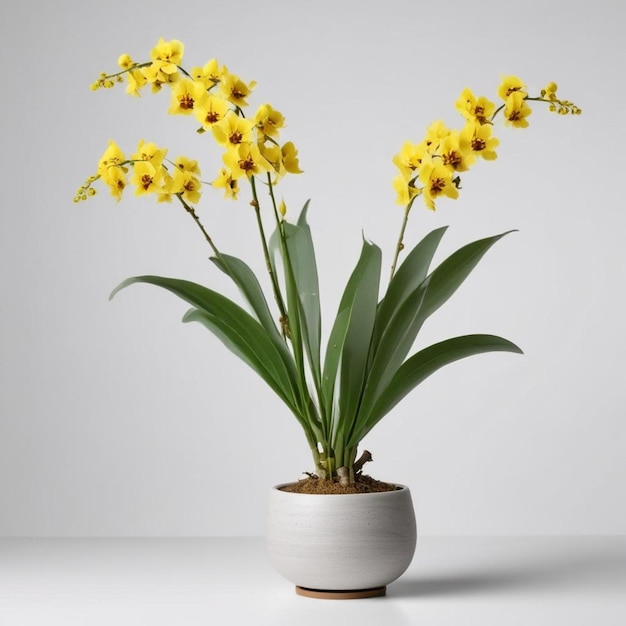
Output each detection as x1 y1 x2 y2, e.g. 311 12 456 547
279 474 399 494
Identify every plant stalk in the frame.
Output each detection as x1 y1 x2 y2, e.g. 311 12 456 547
248 176 290 334
389 202 412 282
177 195 221 257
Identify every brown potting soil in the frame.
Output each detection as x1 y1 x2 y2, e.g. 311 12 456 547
279 474 399 494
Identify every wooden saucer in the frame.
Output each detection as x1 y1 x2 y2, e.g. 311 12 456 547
295 585 386 599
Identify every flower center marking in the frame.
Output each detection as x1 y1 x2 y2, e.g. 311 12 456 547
229 131 243 144
140 174 153 190
471 138 486 151
430 178 446 194
180 95 194 110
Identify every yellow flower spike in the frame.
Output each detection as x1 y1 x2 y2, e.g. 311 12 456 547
455 87 496 125
497 75 527 101
212 167 240 200
212 112 255 149
194 95 230 129
540 83 582 116
279 199 287 217
281 142 303 174
504 91 533 128
459 121 499 161
222 142 271 179
254 104 285 139
168 78 207 115
131 161 163 196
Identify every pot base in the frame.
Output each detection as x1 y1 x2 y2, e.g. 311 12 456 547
295 585 386 600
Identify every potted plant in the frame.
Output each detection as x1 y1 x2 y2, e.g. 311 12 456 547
75 38 580 598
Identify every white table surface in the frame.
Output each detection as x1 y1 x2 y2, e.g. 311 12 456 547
1 536 625 625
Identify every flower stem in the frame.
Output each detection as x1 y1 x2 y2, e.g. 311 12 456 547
176 194 221 257
249 176 289 333
389 202 412 282
265 172 283 226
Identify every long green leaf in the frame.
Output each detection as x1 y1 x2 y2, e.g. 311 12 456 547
371 226 448 355
358 230 513 422
283 200 322 386
209 252 298 377
321 238 381 442
351 334 523 445
419 230 516 321
182 308 298 414
269 214 315 427
210 253 282 342
110 275 299 412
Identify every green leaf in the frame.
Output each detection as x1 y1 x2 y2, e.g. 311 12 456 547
351 334 523 445
419 230 516 321
358 230 514 422
210 253 282 341
371 226 448 355
110 275 299 412
283 200 322 385
321 238 382 441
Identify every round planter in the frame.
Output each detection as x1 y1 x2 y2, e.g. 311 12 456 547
265 483 416 598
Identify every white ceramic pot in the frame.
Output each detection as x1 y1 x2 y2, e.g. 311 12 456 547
266 483 416 597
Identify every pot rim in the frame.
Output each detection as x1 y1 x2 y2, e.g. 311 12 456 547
271 482 410 497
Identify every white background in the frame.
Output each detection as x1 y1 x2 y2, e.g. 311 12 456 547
1 0 624 537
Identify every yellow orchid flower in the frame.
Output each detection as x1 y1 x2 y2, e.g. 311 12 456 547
254 104 285 139
497 75 526 100
194 95 230 129
418 156 459 210
455 87 496 125
220 71 256 108
150 38 184 75
132 140 167 168
131 161 163 196
281 142 303 174
170 167 202 204
173 156 201 176
191 58 224 88
460 121 499 161
439 132 476 172
212 112 255 149
504 91 532 128
212 167 240 200
223 142 271 179
392 173 420 206
168 79 207 116
392 141 428 180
